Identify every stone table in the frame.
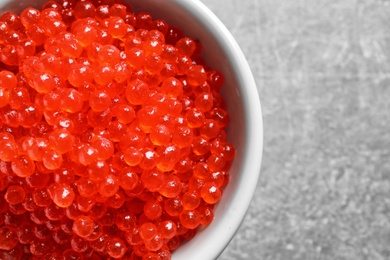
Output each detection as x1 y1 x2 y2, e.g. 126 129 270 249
200 0 390 259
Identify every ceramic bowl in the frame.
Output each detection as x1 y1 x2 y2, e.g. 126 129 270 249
0 0 263 259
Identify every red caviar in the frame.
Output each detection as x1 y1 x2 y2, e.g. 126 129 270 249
0 0 236 258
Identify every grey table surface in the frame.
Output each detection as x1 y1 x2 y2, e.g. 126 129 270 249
200 0 390 259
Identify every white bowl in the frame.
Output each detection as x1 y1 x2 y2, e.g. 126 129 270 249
0 0 263 259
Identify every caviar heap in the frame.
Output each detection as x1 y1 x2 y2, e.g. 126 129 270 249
0 0 235 259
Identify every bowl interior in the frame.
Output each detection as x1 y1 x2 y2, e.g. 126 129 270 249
0 0 263 259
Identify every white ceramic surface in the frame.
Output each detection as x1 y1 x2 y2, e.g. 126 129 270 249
0 0 263 259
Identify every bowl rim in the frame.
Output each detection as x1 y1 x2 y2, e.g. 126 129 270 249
147 1 263 259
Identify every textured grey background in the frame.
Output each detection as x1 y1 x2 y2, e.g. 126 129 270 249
200 0 390 259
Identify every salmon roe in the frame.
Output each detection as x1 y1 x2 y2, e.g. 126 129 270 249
0 0 236 259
